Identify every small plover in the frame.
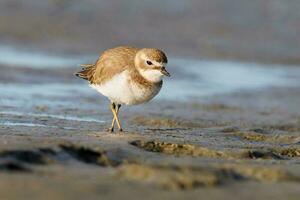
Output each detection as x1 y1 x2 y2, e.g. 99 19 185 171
75 46 170 132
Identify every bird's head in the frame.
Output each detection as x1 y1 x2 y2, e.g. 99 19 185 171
134 48 170 83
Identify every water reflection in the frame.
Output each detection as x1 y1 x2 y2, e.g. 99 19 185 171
1 46 300 115
160 59 300 99
0 45 92 68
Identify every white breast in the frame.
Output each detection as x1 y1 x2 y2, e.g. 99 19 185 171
90 70 162 105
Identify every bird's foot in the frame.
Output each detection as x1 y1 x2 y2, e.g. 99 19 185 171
119 128 123 132
107 127 114 133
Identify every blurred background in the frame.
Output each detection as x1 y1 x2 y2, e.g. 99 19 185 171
1 0 300 121
1 0 300 64
0 0 300 117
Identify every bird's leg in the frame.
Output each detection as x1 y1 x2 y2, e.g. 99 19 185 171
114 104 122 132
108 103 116 132
109 103 122 132
110 104 121 131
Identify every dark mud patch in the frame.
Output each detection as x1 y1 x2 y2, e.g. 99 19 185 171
0 149 53 165
116 164 299 190
275 148 300 158
241 147 300 159
132 116 229 129
242 150 284 160
0 143 121 172
59 144 120 166
130 140 232 158
130 140 298 161
233 131 300 144
249 128 272 135
0 161 31 172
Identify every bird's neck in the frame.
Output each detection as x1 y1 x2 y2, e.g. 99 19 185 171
130 68 162 89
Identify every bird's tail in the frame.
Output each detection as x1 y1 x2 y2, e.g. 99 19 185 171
74 64 95 81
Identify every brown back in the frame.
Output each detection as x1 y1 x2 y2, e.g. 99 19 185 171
75 46 139 84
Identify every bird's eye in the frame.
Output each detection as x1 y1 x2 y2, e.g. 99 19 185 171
146 60 153 65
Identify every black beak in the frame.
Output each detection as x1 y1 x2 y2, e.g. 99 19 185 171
160 67 170 77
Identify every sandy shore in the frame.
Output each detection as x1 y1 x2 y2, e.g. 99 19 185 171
1 60 300 200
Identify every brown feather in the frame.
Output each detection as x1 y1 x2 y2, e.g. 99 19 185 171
75 46 166 89
91 46 139 84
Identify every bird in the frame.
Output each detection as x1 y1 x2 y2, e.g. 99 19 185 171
75 46 170 132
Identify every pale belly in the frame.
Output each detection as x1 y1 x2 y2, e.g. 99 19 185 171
90 71 162 105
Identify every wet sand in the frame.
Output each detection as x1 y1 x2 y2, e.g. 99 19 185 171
1 54 300 200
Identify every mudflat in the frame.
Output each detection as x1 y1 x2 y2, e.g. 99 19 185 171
1 58 300 200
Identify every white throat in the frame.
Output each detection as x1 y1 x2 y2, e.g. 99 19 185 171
139 69 164 83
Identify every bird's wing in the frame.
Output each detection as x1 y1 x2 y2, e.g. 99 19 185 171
90 46 139 84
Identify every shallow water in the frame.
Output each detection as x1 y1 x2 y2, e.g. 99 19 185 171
161 59 300 99
0 45 93 68
1 45 300 126
0 121 56 128
0 111 105 123
0 121 77 130
1 45 300 99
